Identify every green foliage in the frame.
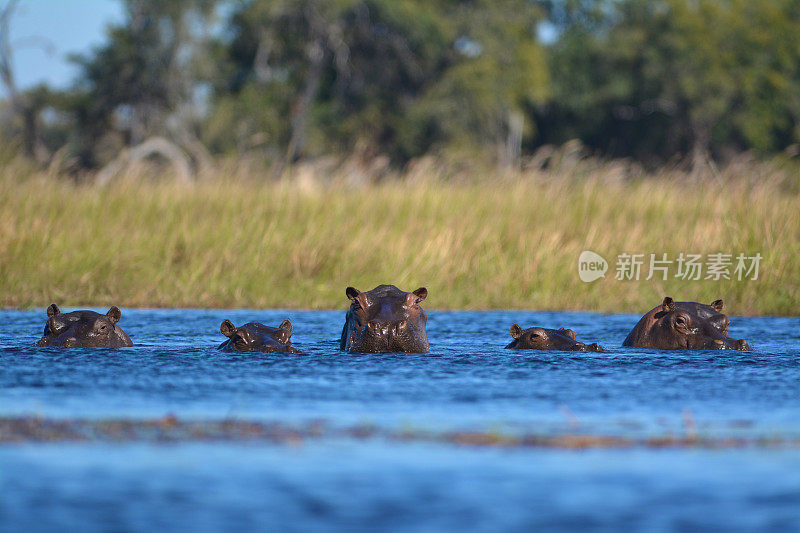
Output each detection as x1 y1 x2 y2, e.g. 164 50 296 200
62 0 219 166
405 0 549 155
205 0 549 162
2 0 799 167
538 0 800 162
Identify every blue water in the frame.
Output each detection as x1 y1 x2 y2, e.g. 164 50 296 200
1 309 799 531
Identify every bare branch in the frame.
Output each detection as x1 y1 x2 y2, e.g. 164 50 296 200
0 0 21 102
96 136 193 186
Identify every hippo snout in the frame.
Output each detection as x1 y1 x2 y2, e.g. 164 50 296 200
62 337 79 348
569 342 604 352
365 320 411 342
736 339 751 351
351 319 427 353
366 321 386 336
712 338 752 351
365 320 409 338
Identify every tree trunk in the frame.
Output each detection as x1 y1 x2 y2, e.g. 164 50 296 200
690 122 711 176
504 110 524 169
284 35 325 168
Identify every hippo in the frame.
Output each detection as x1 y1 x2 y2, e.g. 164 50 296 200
506 324 604 351
340 284 429 353
36 304 133 348
677 299 730 335
218 319 300 353
623 297 751 350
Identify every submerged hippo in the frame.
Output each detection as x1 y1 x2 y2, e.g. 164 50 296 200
623 297 751 350
36 304 133 348
218 319 300 353
340 284 429 353
506 324 604 351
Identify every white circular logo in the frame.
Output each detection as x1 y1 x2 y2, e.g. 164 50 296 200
578 251 608 282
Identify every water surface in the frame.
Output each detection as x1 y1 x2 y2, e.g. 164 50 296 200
1 309 799 531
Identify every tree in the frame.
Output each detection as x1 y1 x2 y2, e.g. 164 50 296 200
405 0 549 164
536 0 800 165
207 0 550 166
0 0 52 163
67 0 218 169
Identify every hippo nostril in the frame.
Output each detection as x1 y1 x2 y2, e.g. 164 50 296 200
63 337 79 348
737 339 750 350
366 321 389 336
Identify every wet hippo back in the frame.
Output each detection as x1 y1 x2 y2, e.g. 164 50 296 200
623 297 750 350
340 284 429 353
218 319 299 353
36 304 133 348
506 324 603 351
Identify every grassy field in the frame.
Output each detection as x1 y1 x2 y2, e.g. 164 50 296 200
1 151 798 315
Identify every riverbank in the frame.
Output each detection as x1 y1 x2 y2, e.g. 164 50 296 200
1 154 797 314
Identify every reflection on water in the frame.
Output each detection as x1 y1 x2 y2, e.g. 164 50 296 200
1 309 799 531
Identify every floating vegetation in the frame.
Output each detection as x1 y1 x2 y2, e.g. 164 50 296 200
1 416 797 449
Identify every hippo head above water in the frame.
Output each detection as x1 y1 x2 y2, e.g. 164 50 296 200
623 297 751 350
506 324 604 351
218 319 300 353
340 284 429 353
36 304 133 348
677 299 730 336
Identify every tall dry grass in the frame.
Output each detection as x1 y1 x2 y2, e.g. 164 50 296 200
1 148 798 314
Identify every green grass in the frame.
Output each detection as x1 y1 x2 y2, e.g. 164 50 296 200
1 154 798 314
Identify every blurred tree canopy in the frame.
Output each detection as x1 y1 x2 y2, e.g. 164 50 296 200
1 0 799 172
537 0 800 164
206 0 548 166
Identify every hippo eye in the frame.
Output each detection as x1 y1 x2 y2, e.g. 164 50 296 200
530 333 540 338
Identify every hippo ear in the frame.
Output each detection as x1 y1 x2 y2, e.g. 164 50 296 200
346 287 361 301
711 299 724 312
106 306 121 324
220 319 236 338
406 287 428 306
412 287 428 302
661 297 675 313
559 327 577 340
276 319 293 344
47 303 60 318
510 323 522 339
